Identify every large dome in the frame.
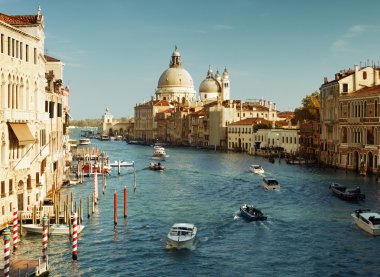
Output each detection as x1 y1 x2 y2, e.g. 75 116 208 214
199 78 221 93
157 67 194 88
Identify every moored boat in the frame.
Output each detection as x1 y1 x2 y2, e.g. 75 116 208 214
82 163 110 175
240 204 267 222
167 223 197 249
250 164 264 174
22 223 85 236
351 209 380 236
79 138 91 145
109 160 134 168
329 183 365 201
149 162 165 171
262 177 280 190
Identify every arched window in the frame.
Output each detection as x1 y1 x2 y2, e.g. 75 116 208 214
363 71 367 79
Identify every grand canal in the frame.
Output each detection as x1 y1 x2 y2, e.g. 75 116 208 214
10 135 380 276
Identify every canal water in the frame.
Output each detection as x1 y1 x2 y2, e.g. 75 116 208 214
9 133 380 276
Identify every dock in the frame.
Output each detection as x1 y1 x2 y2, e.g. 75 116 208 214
0 257 48 276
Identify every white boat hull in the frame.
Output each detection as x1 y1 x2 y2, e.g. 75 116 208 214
22 224 85 235
167 237 196 249
351 213 380 236
167 223 197 249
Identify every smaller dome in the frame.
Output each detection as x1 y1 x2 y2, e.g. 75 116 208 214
199 78 221 93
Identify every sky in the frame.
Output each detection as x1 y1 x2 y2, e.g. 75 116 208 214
2 0 380 119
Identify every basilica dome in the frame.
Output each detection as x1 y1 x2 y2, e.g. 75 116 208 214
157 67 194 88
199 78 221 93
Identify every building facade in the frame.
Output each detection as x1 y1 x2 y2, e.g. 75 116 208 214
320 65 380 173
0 9 68 226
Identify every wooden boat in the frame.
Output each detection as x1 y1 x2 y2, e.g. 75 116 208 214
22 223 85 236
351 209 380 236
167 223 197 249
262 177 280 190
149 162 165 171
329 183 365 201
240 204 267 222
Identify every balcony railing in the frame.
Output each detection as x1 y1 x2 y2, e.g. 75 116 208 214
3 110 35 121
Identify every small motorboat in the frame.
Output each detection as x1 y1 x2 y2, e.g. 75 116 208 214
152 146 167 161
22 223 85 236
79 138 91 145
262 177 280 190
351 209 380 236
149 162 165 171
109 160 134 168
240 204 267 222
167 223 197 249
250 164 264 174
329 183 365 201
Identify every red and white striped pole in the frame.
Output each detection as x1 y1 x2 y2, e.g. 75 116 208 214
42 215 48 261
72 212 78 260
114 191 118 226
12 208 18 251
3 226 11 277
94 172 98 205
124 186 128 218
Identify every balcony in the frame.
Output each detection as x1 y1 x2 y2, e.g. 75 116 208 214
4 110 35 121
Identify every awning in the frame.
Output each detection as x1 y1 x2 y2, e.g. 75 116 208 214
9 123 35 145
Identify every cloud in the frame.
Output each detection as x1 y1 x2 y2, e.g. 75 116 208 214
330 24 376 53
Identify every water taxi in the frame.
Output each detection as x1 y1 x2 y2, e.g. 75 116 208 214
351 209 380 236
167 223 197 249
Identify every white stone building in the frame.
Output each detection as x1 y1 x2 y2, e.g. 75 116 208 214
0 9 68 226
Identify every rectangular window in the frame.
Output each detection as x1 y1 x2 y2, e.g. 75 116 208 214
7 37 10 55
26 44 29 61
12 38 14 57
9 179 13 194
49 101 55 118
342 84 348 93
15 40 18 58
20 42 23 60
0 34 3 53
33 48 37 64
45 101 49 112
57 103 62 117
0 181 5 198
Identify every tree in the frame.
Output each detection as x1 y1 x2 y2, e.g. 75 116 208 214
294 91 320 122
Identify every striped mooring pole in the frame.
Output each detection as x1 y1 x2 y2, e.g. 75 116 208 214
12 208 18 250
114 191 118 226
72 212 78 260
3 226 11 277
124 186 128 218
42 215 48 261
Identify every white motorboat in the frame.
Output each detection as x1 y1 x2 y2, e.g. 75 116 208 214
152 146 167 161
109 160 134 168
250 164 264 174
22 223 85 236
351 209 380 236
263 177 280 190
79 138 91 145
167 223 197 249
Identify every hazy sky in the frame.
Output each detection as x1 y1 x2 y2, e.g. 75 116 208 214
2 0 380 119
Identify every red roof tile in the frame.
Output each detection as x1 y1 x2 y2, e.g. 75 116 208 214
45 55 61 62
0 13 39 26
